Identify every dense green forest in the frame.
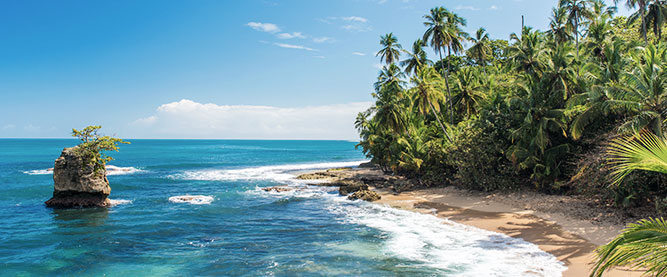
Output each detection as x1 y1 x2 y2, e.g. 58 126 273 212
355 0 667 214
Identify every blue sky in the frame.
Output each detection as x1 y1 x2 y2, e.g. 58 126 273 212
0 0 631 139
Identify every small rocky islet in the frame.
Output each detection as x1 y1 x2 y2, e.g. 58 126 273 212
45 147 112 208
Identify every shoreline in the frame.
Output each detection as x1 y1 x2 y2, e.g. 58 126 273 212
298 167 643 277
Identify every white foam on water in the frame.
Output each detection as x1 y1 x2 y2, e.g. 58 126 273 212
109 199 133 206
105 165 145 175
23 165 144 176
168 195 214 205
23 169 53 175
169 160 367 184
248 184 567 276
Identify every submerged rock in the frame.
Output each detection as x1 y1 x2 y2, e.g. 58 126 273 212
45 147 111 208
261 186 293 192
347 190 381 202
337 180 368 196
168 195 214 205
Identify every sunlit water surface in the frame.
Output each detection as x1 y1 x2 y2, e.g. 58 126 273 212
0 139 565 276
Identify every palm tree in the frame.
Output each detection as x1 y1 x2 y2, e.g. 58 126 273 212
376 33 402 65
451 67 485 118
548 7 574 46
589 0 618 19
400 39 431 76
543 42 577 99
585 13 614 60
617 0 650 43
645 0 667 40
615 44 667 137
409 66 451 141
508 27 546 78
468 28 492 67
374 63 406 99
423 7 468 124
559 0 592 58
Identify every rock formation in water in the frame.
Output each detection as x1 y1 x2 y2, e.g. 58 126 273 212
347 190 381 202
45 147 111 208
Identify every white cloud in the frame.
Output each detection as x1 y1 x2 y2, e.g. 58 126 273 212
2 124 15 130
489 5 499 10
273 43 316 51
342 24 372 32
313 55 326 59
130 99 372 140
352 52 366 56
324 16 372 32
313 36 334 43
277 32 305 39
342 16 368 23
246 22 281 33
454 5 479 11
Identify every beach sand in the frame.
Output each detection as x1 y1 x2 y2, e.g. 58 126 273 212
302 167 644 276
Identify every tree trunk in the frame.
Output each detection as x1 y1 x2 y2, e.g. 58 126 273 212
444 48 455 124
642 6 648 43
575 16 579 59
428 100 452 142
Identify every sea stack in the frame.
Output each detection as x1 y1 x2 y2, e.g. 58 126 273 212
45 147 111 208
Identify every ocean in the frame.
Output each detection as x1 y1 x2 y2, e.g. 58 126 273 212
0 139 566 276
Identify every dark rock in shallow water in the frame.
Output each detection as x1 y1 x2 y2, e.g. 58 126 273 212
45 147 111 208
296 171 339 180
348 190 381 202
261 186 293 192
338 181 368 196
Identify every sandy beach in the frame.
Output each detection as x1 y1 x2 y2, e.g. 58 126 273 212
300 167 644 276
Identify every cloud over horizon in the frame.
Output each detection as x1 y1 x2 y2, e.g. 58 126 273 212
130 99 371 140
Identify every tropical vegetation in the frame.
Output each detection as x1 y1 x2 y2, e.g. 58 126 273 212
357 0 667 208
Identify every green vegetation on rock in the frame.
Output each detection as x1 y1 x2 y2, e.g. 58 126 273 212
71 125 129 173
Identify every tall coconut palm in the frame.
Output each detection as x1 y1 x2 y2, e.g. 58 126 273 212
423 7 454 123
559 0 592 58
468 28 492 67
548 6 574 46
423 7 468 124
376 33 402 65
400 39 431 76
617 0 650 43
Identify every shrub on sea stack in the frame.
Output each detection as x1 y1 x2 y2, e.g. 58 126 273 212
45 126 128 208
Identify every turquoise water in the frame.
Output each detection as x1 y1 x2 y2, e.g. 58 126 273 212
0 139 566 276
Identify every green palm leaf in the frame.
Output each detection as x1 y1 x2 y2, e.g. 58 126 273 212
607 131 667 186
591 217 667 277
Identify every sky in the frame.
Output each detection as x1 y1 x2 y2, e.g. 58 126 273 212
0 0 632 140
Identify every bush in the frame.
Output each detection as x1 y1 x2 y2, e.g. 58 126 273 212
443 115 520 191
71 126 129 172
